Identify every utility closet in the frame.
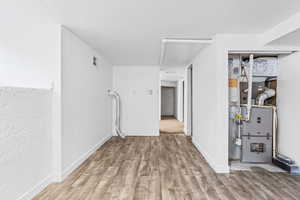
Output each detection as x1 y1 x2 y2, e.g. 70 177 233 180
228 51 299 174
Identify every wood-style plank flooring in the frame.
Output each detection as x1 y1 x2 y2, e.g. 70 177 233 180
34 135 300 200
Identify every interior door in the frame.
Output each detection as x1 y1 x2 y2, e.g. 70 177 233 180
161 86 175 116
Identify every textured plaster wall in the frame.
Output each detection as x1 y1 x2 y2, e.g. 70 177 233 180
0 87 52 200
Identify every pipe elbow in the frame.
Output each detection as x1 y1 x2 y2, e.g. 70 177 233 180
256 88 275 106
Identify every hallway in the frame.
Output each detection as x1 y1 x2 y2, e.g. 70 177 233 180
34 135 300 200
160 117 185 135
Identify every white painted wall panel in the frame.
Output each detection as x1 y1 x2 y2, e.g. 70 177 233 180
113 66 160 136
192 43 226 172
176 80 184 122
0 87 52 200
278 52 300 165
61 28 113 175
192 45 218 167
0 25 61 89
0 23 62 187
184 66 193 136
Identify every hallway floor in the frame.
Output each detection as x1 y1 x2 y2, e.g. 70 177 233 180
160 116 184 135
34 135 300 200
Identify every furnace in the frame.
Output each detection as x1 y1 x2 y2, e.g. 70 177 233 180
228 54 278 164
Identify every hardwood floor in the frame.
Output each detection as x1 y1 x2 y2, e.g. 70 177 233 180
34 135 300 200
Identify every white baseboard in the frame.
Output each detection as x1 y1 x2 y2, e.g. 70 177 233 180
61 134 112 180
192 140 229 174
17 174 54 200
16 135 112 200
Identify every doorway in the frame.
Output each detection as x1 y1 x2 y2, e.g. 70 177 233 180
161 86 176 117
160 82 184 135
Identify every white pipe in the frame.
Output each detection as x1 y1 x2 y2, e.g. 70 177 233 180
245 54 254 121
108 90 125 138
256 88 276 106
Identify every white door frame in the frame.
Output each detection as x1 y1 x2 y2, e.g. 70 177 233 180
184 64 193 136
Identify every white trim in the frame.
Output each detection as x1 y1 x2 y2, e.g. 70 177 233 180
61 134 112 180
228 50 295 55
17 135 112 200
159 38 212 65
260 12 300 45
159 39 166 65
17 175 54 200
192 140 230 174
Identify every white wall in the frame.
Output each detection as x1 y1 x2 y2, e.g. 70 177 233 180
0 25 61 89
0 25 114 198
61 28 113 177
0 24 114 197
2 1 63 182
113 66 160 136
184 66 193 136
277 52 300 165
0 87 52 200
0 23 63 187
191 42 229 173
176 80 184 122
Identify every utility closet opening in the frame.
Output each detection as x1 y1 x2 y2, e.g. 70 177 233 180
228 51 299 174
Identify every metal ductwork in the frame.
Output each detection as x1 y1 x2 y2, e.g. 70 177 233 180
256 87 276 106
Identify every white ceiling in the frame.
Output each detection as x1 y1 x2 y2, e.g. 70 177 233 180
161 41 211 67
41 0 300 65
160 67 185 81
268 28 300 46
1 0 53 25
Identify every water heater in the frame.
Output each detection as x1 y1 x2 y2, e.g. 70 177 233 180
228 55 240 103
